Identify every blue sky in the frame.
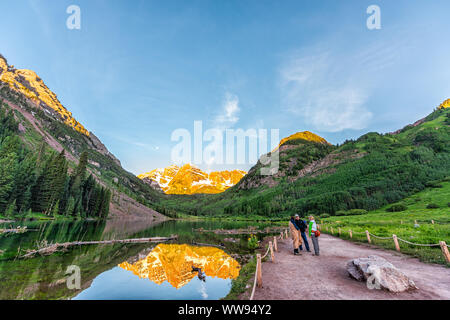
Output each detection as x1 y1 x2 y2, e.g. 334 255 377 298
1 0 450 174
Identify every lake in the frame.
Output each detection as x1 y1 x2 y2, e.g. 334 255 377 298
0 219 280 300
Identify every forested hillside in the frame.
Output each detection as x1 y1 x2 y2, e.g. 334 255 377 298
0 54 168 220
160 106 450 218
0 103 110 219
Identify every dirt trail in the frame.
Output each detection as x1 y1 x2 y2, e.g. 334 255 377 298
247 234 450 300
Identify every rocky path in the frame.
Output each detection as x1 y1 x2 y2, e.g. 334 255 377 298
245 234 450 300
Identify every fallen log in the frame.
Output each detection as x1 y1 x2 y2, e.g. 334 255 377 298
193 227 286 235
21 235 178 258
0 226 29 234
191 241 225 248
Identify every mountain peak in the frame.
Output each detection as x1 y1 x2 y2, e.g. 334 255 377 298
273 131 329 152
138 164 246 194
439 99 450 109
0 54 89 136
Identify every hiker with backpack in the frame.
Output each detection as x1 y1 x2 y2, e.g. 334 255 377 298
289 214 303 255
308 215 320 256
295 216 310 252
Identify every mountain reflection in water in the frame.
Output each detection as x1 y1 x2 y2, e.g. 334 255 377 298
118 244 240 289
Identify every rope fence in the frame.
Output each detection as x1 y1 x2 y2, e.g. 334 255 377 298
368 232 393 240
249 223 450 300
318 223 450 263
249 232 284 300
396 238 441 247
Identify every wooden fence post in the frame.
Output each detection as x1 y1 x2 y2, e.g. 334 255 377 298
439 241 450 263
256 254 262 287
431 220 435 225
414 220 418 225
273 236 278 252
269 241 275 262
285 229 288 239
331 227 334 235
365 230 371 244
349 230 352 239
400 220 403 225
338 227 341 237
393 234 400 252
326 226 328 231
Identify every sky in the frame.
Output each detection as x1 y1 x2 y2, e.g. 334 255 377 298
1 0 450 174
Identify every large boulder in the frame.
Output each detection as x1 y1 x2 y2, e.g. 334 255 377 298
346 255 418 293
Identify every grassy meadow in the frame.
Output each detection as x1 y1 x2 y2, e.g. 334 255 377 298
320 180 450 265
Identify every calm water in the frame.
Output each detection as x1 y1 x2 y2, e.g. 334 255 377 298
0 219 277 300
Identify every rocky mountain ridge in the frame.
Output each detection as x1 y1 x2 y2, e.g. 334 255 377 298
138 164 246 194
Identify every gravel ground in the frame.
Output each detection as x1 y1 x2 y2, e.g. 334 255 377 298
247 234 450 300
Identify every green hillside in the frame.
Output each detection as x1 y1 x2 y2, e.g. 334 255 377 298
0 84 168 219
160 107 450 218
320 179 450 265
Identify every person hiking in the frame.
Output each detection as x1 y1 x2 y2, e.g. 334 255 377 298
308 215 320 256
295 216 310 252
289 214 303 255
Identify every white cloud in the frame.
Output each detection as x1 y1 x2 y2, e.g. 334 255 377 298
279 51 373 132
214 93 240 129
199 282 208 299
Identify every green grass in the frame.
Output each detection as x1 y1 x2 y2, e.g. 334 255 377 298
0 211 76 222
223 256 257 300
321 181 450 266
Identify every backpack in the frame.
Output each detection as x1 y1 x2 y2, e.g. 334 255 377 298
299 220 307 232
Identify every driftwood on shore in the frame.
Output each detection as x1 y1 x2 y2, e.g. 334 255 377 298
192 226 286 235
0 226 28 234
21 235 178 258
191 241 225 248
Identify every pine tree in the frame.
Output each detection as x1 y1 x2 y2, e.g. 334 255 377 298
32 153 56 213
51 200 60 217
100 188 111 219
12 154 35 211
48 150 68 214
5 199 16 217
36 140 47 166
65 196 75 216
0 153 16 213
74 151 88 181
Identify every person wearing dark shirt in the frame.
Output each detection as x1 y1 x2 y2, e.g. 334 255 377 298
289 215 303 255
294 216 311 252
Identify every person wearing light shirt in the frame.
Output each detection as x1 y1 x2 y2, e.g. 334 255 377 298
308 215 320 256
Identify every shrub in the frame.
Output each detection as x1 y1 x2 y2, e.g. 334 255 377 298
347 209 368 215
319 213 330 218
386 204 408 212
425 181 443 188
426 203 439 209
247 234 259 250
335 209 367 216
